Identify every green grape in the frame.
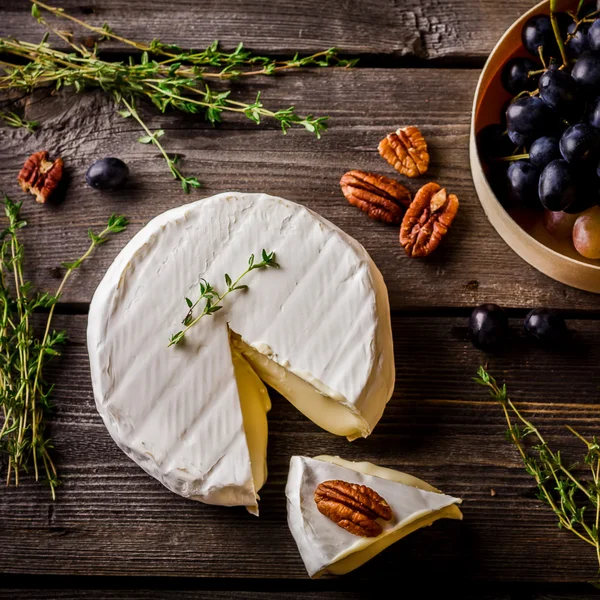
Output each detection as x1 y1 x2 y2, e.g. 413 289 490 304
573 206 600 259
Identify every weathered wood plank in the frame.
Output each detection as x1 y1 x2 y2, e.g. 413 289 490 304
0 590 513 600
2 315 600 581
0 591 513 600
1 69 598 310
1 0 538 60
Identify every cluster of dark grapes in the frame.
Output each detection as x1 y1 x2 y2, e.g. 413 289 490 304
477 1 600 260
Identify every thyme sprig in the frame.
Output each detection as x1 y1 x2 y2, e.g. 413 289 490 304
0 111 38 133
474 367 600 570
169 250 279 347
0 1 355 191
0 196 127 498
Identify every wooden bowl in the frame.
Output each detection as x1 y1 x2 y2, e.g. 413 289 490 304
470 0 600 293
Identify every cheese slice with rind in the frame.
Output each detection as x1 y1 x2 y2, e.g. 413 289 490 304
88 192 395 511
286 455 463 577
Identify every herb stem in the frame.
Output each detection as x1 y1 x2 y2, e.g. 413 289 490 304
474 367 600 566
169 250 279 347
120 97 171 170
550 0 569 67
2 2 348 186
31 0 152 53
0 199 127 499
508 397 593 500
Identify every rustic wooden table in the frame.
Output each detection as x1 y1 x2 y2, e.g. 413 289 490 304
2 0 600 598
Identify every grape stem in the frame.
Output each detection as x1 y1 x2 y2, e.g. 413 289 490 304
537 46 547 69
550 0 569 67
496 153 530 162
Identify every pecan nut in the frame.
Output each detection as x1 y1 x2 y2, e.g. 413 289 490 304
314 479 393 538
18 151 64 203
400 182 459 258
378 126 429 178
340 170 411 225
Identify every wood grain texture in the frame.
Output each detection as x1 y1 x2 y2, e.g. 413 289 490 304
1 314 600 581
1 0 538 60
0 591 513 600
0 69 598 310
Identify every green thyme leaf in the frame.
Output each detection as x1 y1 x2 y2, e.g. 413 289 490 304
170 250 279 346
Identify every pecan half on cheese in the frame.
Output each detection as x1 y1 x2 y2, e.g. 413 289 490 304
314 479 392 538
378 126 429 178
18 151 64 204
340 170 411 225
400 182 459 258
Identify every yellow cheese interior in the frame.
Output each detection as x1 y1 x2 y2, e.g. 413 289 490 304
231 334 369 440
230 343 271 514
313 455 463 576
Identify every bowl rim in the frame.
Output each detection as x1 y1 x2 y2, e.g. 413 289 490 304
470 0 600 274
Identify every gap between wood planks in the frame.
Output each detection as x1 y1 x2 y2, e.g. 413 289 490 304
0 575 599 598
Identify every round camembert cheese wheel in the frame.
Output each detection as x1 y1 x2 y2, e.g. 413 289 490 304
88 192 395 512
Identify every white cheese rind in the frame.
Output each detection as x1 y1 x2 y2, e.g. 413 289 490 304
286 456 462 577
88 192 394 507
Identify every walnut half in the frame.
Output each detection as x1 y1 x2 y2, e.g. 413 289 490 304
314 479 393 538
18 151 64 204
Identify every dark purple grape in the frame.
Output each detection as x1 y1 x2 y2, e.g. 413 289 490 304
559 123 600 164
506 160 540 206
529 136 561 168
522 13 572 59
522 15 553 56
501 57 541 94
572 51 600 94
507 128 529 147
567 20 591 58
469 304 509 352
524 308 568 345
588 96 600 128
588 19 600 52
538 67 583 121
500 99 512 127
506 96 553 144
538 159 577 211
85 158 129 190
477 124 515 159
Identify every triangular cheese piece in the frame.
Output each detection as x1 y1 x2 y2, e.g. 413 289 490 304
286 456 462 577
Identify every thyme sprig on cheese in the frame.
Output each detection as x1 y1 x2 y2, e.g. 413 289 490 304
169 250 279 347
0 197 127 498
475 367 600 570
0 1 356 192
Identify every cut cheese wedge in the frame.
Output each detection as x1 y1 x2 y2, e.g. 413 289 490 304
286 455 462 577
87 192 395 511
